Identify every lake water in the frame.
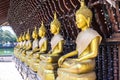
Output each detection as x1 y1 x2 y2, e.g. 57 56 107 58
0 48 14 55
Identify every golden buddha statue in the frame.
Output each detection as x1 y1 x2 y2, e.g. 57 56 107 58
18 32 26 59
30 22 48 72
25 27 39 66
20 29 32 62
57 0 102 80
15 34 24 58
37 13 64 80
14 36 21 57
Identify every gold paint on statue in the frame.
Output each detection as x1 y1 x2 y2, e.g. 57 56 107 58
18 32 27 59
16 33 25 58
20 29 32 62
37 13 64 80
25 27 39 66
19 32 26 60
57 0 102 80
14 35 22 57
30 22 48 72
40 13 64 63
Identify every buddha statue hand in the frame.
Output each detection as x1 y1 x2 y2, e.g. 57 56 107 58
58 56 66 67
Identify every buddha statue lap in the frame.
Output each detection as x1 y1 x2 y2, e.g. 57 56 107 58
25 27 39 66
37 13 64 80
20 29 32 62
30 22 48 72
57 0 102 80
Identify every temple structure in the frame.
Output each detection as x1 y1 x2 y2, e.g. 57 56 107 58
0 0 120 80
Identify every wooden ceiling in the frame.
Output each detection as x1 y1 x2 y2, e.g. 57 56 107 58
0 0 10 25
3 0 120 39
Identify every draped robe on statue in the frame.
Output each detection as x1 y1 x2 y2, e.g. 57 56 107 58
60 28 102 73
40 34 64 70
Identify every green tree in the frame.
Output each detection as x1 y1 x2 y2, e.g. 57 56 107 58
0 28 4 42
0 29 17 43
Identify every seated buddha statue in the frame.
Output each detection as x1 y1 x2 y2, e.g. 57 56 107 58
15 34 24 58
40 13 64 63
57 0 102 80
14 34 21 57
30 22 48 72
20 29 32 62
25 27 39 66
14 36 21 57
18 32 26 59
37 13 64 80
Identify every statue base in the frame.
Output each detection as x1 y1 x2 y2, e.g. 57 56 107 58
37 68 57 80
56 70 96 80
25 57 32 66
21 57 25 62
30 62 40 72
28 68 37 80
37 61 57 80
20 55 26 62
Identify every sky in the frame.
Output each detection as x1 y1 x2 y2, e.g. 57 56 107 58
1 26 16 35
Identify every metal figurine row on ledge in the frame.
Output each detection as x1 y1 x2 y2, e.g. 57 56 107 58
14 0 102 80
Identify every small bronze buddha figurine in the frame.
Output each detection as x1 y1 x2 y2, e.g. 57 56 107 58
25 27 39 66
20 29 32 62
57 0 102 80
30 22 48 72
37 13 64 80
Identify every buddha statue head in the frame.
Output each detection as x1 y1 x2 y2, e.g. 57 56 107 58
32 27 38 39
20 34 23 41
76 0 92 30
19 34 23 42
39 21 46 38
26 29 30 40
22 32 26 41
50 12 61 35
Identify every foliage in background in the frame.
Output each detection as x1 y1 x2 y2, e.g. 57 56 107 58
0 28 17 43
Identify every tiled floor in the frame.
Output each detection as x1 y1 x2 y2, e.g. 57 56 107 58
0 62 23 80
